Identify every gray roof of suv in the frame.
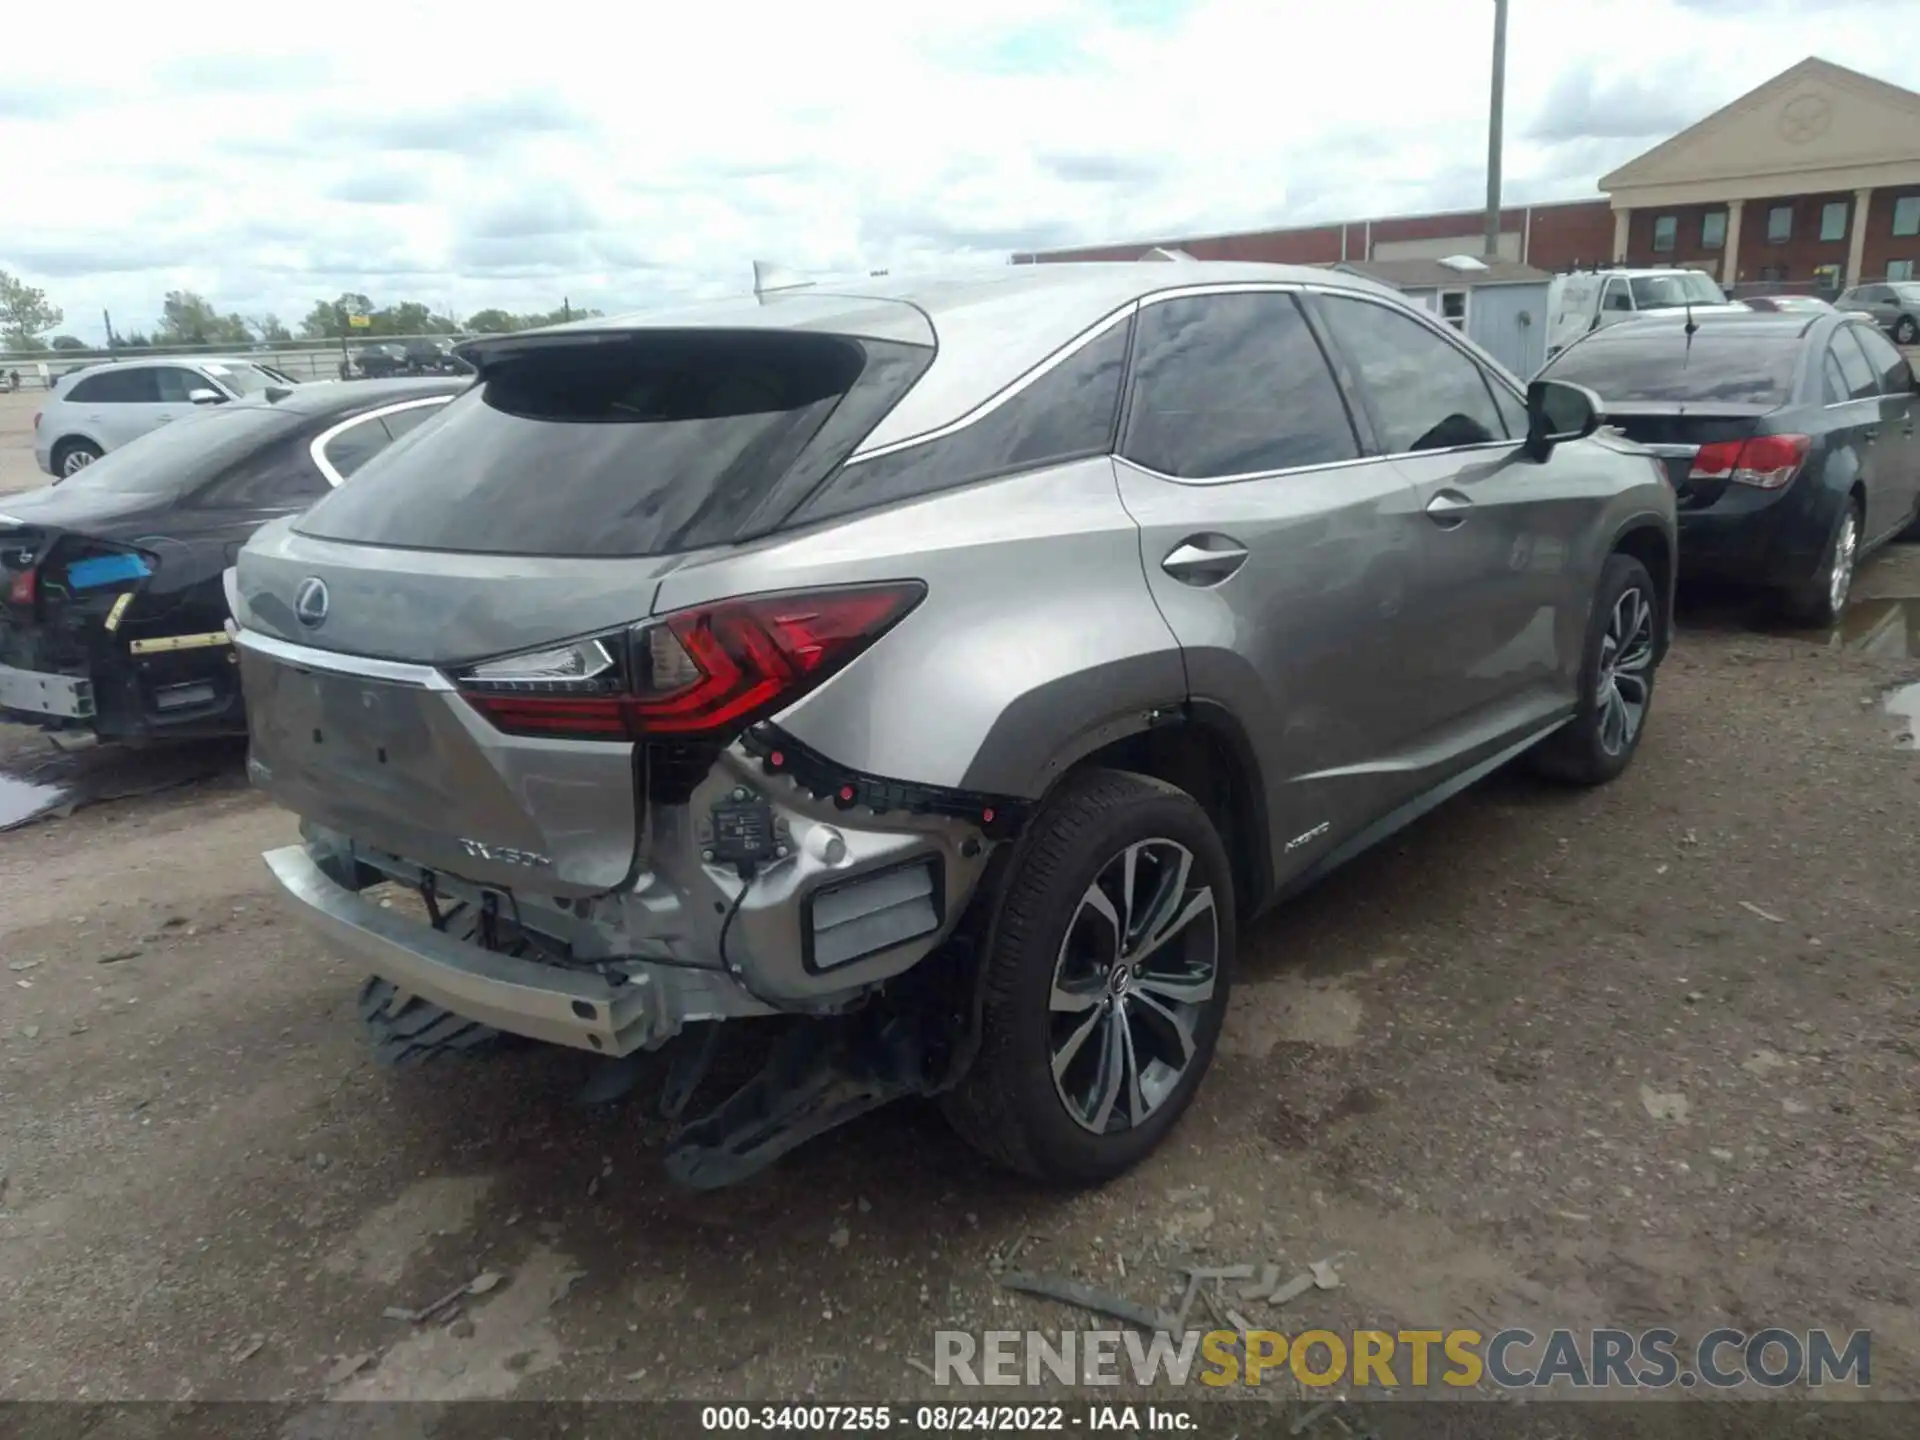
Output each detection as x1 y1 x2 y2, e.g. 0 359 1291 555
468 262 1409 458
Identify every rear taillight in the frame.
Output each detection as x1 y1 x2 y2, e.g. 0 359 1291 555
7 568 33 606
1689 434 1811 490
456 582 927 742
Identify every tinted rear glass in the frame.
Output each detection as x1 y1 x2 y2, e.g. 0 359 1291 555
1542 331 1801 405
295 331 893 556
54 406 304 497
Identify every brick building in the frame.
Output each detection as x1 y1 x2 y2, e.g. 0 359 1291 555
1014 57 1920 292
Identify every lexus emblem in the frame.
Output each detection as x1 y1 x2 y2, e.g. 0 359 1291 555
294 577 330 629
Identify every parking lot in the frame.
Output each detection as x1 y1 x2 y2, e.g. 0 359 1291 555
2 516 1918 1413
0 388 49 496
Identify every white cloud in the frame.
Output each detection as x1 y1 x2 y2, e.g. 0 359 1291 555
0 0 1903 341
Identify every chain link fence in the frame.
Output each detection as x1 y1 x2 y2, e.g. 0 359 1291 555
0 333 499 390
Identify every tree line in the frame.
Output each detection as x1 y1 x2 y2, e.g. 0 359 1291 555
0 270 603 353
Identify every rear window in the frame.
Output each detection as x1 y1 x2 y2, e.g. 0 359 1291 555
1542 331 1801 405
53 406 303 497
295 331 908 556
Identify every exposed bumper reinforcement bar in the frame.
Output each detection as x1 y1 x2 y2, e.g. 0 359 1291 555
0 662 94 719
262 844 655 1057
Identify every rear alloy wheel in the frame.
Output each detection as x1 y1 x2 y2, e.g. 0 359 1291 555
53 439 102 478
1895 315 1918 345
1525 552 1660 786
941 768 1234 1185
1785 496 1860 628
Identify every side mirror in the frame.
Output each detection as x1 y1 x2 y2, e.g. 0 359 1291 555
1524 378 1603 462
188 388 223 405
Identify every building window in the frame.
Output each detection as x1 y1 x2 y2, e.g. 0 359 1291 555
1889 260 1915 282
1813 263 1843 292
1759 266 1787 282
1701 212 1727 248
1820 202 1849 242
1652 215 1678 252
1767 206 1793 243
1439 291 1467 330
1894 196 1920 238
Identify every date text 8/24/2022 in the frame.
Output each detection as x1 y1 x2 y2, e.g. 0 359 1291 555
699 1405 1194 1432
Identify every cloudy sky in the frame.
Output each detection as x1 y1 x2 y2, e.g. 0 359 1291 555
0 0 1907 341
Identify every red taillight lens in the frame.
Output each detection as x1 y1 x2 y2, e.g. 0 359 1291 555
457 582 926 742
7 568 33 606
1689 434 1810 491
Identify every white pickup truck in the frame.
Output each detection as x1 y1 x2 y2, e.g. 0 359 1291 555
1544 268 1751 362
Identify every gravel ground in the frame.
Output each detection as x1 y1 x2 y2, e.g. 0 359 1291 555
1 548 1918 1422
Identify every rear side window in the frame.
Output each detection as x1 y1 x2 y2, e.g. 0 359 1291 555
68 367 159 403
380 402 445 442
319 413 399 482
296 332 908 557
798 319 1130 520
1829 329 1880 400
1542 331 1800 405
1847 323 1912 394
1822 351 1851 405
1121 293 1356 478
1317 295 1511 453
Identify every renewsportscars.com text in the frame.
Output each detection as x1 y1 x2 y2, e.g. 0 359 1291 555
932 1326 1871 1391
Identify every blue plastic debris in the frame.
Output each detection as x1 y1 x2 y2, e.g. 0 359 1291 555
66 553 150 590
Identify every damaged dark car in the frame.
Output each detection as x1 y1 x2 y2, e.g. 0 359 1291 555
1 377 468 745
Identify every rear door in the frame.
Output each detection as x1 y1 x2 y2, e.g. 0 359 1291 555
1310 290 1591 757
72 366 163 450
1110 287 1434 864
1827 323 1901 539
1843 322 1920 536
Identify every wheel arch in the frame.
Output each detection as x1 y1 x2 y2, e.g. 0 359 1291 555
1050 700 1273 923
1608 519 1675 659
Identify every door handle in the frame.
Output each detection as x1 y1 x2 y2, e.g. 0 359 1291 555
1425 490 1473 528
1161 537 1248 585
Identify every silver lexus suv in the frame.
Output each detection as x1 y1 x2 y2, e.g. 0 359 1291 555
230 262 1677 1189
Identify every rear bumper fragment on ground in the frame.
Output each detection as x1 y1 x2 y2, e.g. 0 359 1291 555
262 843 659 1057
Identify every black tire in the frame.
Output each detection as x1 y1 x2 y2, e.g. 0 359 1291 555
1525 552 1661 786
940 767 1235 1185
51 438 102 479
1894 315 1918 346
358 976 510 1068
1782 492 1862 628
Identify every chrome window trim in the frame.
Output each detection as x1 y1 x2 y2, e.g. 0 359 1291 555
1117 451 1390 488
309 395 457 487
841 277 1537 478
234 626 455 691
845 303 1141 464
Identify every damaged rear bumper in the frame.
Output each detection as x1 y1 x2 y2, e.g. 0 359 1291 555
263 843 758 1056
0 661 96 720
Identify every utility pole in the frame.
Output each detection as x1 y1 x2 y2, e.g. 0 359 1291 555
1484 0 1509 260
102 309 116 352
